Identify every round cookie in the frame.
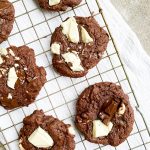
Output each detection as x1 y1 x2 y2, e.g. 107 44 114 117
50 17 109 78
75 82 134 146
0 46 46 109
19 110 75 150
38 0 82 11
0 0 15 43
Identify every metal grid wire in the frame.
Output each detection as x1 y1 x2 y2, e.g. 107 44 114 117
0 0 150 149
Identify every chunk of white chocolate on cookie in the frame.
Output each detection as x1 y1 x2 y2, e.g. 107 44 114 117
62 51 84 72
19 139 25 150
93 120 113 138
118 103 126 115
7 67 18 89
0 56 3 64
68 126 75 136
51 43 61 55
19 144 25 150
49 0 60 6
0 48 8 56
81 26 93 43
61 17 79 43
0 68 7 75
8 93 12 99
9 49 15 56
28 126 54 148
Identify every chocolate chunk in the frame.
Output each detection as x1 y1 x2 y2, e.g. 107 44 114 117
99 99 121 125
104 100 119 116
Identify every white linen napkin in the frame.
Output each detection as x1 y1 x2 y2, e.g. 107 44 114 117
99 0 150 129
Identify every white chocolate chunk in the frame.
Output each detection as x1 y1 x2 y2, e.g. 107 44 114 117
61 17 79 43
118 103 126 115
24 67 27 71
93 120 113 138
0 48 8 56
51 43 61 55
8 93 12 99
15 57 20 60
0 68 7 75
9 49 15 56
19 139 25 150
0 56 3 64
49 0 60 6
28 126 54 148
68 20 79 43
62 51 84 72
7 67 18 89
62 19 70 36
81 26 93 43
19 144 25 150
14 64 19 67
68 126 75 135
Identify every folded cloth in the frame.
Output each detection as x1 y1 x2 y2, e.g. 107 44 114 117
99 0 150 129
111 0 150 55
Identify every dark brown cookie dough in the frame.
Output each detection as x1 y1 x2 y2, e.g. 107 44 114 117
37 0 82 11
19 110 75 150
0 46 46 109
75 82 134 146
51 17 109 78
0 0 15 43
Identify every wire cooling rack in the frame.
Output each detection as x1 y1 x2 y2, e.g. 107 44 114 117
0 0 150 149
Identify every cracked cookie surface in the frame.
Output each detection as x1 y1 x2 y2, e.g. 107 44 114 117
0 0 15 43
0 46 46 109
19 110 75 150
51 17 109 78
75 82 134 146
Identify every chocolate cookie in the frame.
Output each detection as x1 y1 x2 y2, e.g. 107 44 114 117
38 0 82 11
0 0 15 43
0 46 46 109
19 110 75 150
75 82 134 146
50 17 109 78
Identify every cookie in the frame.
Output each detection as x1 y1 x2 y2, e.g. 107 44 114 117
38 0 82 11
0 46 46 109
50 17 109 78
0 0 15 43
75 82 134 146
19 110 75 150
